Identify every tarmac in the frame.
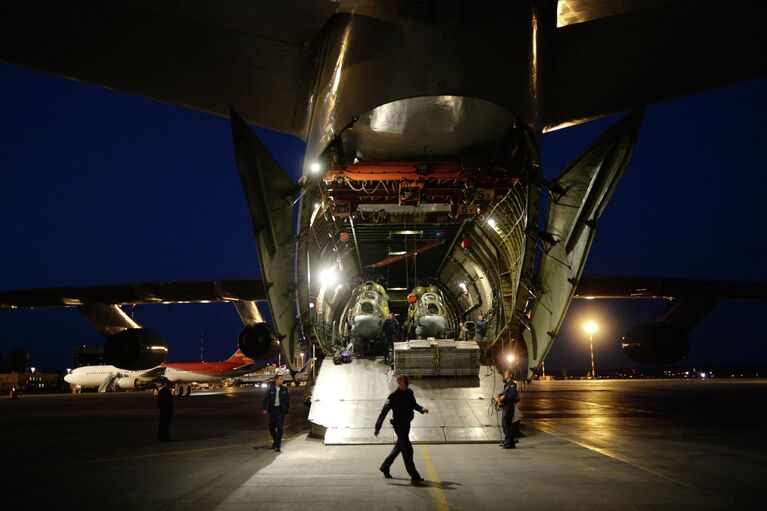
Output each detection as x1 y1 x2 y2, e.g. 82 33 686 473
2 379 766 510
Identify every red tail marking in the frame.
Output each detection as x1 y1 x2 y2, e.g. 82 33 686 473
226 349 254 364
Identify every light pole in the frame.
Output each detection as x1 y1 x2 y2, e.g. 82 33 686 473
583 321 598 379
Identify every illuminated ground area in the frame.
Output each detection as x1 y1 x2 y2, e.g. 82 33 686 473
2 380 765 509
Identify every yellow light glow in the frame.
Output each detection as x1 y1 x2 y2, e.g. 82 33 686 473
583 321 598 335
506 354 515 363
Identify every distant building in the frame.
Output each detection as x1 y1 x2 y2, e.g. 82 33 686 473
72 345 104 368
0 371 60 392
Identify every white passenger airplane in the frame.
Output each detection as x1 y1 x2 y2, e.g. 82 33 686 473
64 349 261 394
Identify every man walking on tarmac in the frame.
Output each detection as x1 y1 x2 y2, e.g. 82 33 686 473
375 374 429 485
262 374 290 452
499 369 520 448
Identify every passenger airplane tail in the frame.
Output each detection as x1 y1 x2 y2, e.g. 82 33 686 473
226 349 253 364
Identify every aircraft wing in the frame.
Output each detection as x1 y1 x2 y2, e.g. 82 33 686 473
231 363 263 373
135 366 167 381
0 279 266 309
575 275 767 332
574 276 767 301
545 0 767 131
0 0 339 134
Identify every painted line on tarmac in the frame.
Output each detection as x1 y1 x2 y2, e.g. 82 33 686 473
421 445 450 511
530 422 698 491
559 398 689 419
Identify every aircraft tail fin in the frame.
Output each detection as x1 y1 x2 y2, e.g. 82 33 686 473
226 349 252 363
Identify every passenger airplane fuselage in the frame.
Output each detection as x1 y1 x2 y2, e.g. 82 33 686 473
64 350 258 392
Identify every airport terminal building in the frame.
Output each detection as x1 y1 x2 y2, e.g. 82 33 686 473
0 370 60 393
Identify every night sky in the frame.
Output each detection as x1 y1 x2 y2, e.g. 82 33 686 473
1 64 766 373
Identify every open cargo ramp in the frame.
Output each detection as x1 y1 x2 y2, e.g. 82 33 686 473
308 358 506 445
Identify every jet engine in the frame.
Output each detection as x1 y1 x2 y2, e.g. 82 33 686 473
104 328 168 370
620 322 689 364
115 377 145 390
238 323 281 361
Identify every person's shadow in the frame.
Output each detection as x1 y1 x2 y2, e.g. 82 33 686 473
387 477 462 490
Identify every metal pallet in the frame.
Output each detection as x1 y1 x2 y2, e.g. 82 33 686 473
393 339 480 377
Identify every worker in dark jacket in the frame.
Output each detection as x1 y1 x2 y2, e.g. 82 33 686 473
374 374 429 485
262 374 290 452
498 369 520 449
157 382 173 442
382 313 399 363
475 314 488 341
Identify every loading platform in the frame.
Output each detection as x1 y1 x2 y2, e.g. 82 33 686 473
308 357 505 445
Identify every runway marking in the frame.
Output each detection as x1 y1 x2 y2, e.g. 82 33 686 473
530 422 698 490
421 445 450 511
561 398 690 419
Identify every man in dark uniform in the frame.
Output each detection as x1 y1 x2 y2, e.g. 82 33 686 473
475 314 488 341
382 313 399 363
157 381 173 442
374 374 429 485
498 369 520 449
262 374 290 452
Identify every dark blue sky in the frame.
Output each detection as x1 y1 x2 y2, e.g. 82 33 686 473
1 64 766 372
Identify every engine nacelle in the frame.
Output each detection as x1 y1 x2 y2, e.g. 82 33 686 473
621 322 689 364
238 323 281 361
115 377 144 390
104 328 168 370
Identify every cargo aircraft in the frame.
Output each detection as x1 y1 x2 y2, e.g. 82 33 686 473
1 1 767 380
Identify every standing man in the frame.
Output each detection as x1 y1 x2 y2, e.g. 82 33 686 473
498 369 520 449
475 314 488 341
157 381 173 442
262 374 290 452
382 313 400 364
455 322 465 342
374 374 429 485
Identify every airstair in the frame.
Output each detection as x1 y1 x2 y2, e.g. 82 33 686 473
308 357 505 445
98 372 119 393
